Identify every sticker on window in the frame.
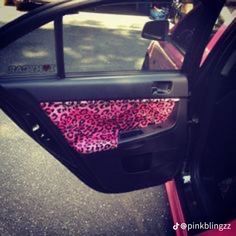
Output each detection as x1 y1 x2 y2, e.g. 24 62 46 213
7 64 56 74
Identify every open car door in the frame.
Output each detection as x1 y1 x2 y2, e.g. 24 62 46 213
0 0 223 193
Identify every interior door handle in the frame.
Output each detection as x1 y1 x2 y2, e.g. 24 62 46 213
152 87 170 95
152 82 172 96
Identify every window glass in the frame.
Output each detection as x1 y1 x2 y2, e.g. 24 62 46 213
63 1 199 74
63 7 150 73
0 22 56 77
0 1 202 77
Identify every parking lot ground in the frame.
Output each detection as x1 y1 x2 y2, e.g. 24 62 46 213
0 110 174 235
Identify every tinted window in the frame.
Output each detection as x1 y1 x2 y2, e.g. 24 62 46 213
0 22 56 77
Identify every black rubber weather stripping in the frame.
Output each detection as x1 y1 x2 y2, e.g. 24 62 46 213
54 16 65 79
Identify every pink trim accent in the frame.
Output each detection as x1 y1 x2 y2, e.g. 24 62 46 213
200 24 227 66
165 180 187 236
201 11 236 66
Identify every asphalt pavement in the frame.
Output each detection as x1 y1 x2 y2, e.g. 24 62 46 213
0 110 174 235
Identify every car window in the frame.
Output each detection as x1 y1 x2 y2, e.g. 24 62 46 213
0 22 57 77
63 1 200 74
63 10 150 73
0 1 202 78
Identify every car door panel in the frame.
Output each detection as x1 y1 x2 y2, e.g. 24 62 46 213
0 72 187 192
4 0 223 193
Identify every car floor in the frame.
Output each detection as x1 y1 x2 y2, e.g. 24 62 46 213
0 110 175 236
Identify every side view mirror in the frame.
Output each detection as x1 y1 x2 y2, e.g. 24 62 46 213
142 20 169 41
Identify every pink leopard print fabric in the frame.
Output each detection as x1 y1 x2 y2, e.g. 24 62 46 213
40 99 177 154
